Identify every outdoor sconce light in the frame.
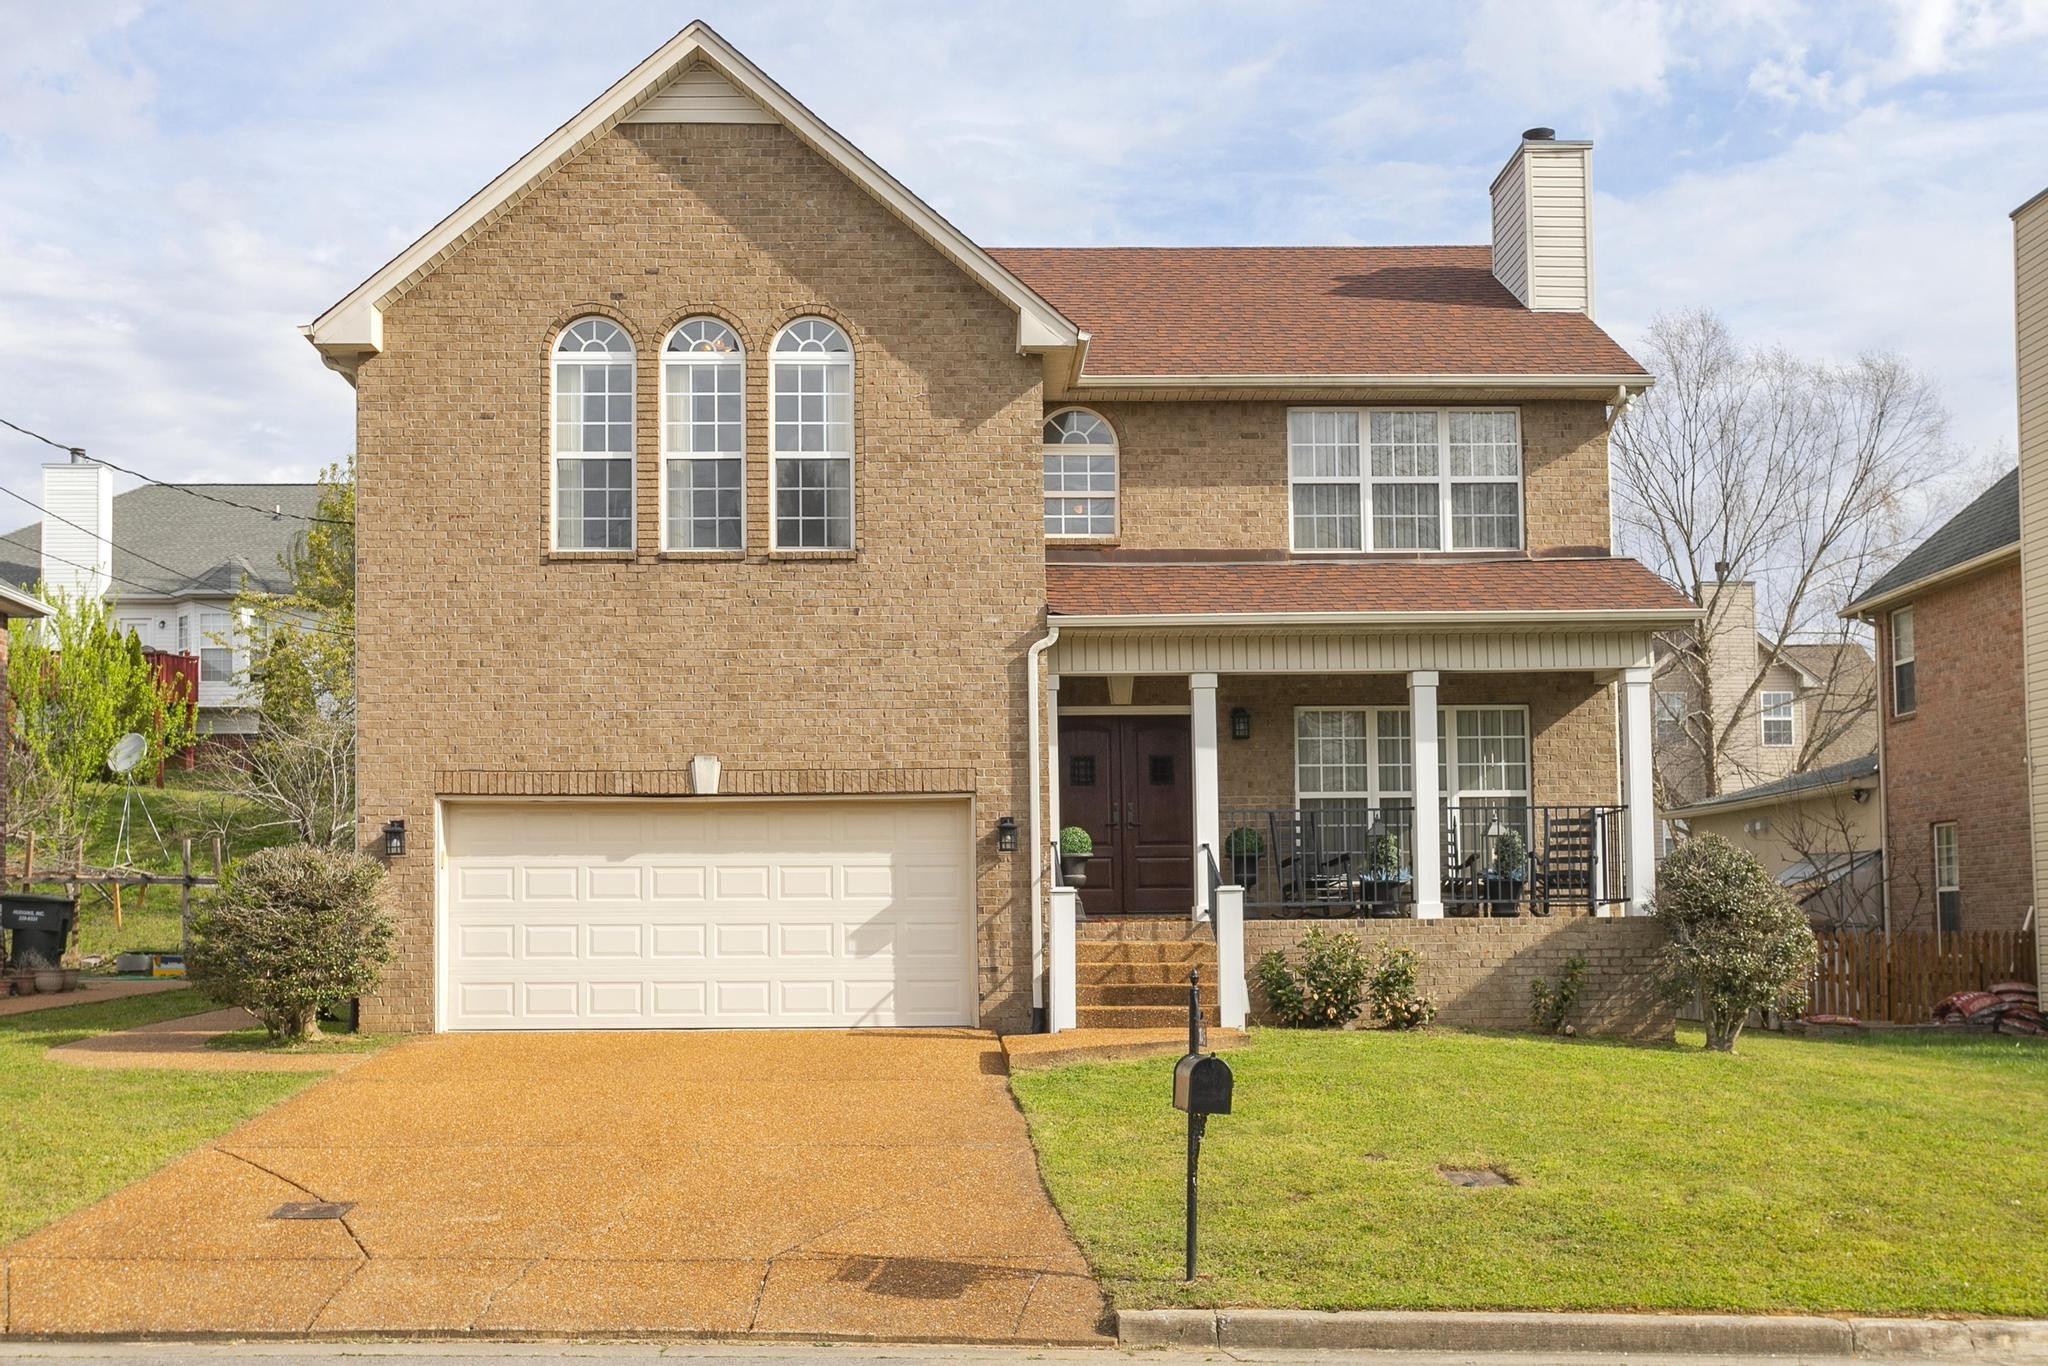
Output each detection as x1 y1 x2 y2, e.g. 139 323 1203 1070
1229 707 1252 740
382 819 407 858
996 815 1018 852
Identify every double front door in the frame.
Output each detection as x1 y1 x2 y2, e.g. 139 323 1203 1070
1057 715 1194 917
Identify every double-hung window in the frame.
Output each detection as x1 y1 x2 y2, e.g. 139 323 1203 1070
662 318 744 549
1289 408 1523 551
1760 691 1794 747
552 317 635 550
1932 822 1960 932
1043 408 1118 537
1890 607 1916 716
771 318 853 549
199 610 233 683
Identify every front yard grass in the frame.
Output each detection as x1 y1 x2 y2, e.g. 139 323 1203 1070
204 1026 393 1054
1010 1024 2048 1316
0 992 318 1244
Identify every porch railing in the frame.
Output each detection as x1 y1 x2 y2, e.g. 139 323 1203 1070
1219 802 1629 918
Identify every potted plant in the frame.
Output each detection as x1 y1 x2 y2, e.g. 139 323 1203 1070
1360 830 1408 917
1224 825 1264 887
1487 828 1529 916
1058 826 1094 889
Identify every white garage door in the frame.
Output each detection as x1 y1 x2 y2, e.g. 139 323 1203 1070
440 798 976 1030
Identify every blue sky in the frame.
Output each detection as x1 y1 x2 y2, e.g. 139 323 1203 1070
2 0 2045 505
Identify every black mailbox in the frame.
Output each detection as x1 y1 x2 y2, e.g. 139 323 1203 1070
1172 1052 1233 1115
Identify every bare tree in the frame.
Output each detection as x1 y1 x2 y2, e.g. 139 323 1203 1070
1615 310 1952 804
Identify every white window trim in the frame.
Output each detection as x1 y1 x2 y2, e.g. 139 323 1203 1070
768 318 855 551
1286 406 1525 555
1291 704 1533 810
550 317 636 552
1760 690 1795 747
1932 820 1960 929
1890 606 1916 717
658 318 746 552
1042 406 1120 540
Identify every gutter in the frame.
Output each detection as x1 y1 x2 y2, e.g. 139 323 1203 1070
1840 542 2020 620
1660 764 1878 822
1048 607 1701 631
1068 371 1654 394
1024 621 1060 1030
0 581 51 619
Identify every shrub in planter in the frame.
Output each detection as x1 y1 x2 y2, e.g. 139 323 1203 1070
1360 830 1408 916
1365 939 1437 1029
1254 925 1371 1028
188 845 392 1044
1487 828 1528 916
1057 825 1093 888
1224 825 1264 886
1653 832 1817 1052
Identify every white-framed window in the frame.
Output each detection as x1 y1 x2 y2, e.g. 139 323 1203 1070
1890 606 1916 717
176 614 191 654
199 610 233 683
661 317 744 550
1288 407 1523 552
1043 408 1117 537
770 317 853 549
552 316 635 550
1932 821 1960 932
1293 705 1532 865
1760 690 1794 747
1655 689 1685 737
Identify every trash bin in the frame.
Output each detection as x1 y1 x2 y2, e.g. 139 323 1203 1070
3 892 77 971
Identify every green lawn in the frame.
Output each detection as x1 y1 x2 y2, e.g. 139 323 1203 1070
1011 1024 2048 1317
0 992 317 1244
204 1026 393 1054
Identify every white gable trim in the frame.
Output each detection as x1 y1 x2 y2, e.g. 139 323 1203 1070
303 22 1078 378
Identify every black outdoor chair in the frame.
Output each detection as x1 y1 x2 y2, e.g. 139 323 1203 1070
1268 811 1358 915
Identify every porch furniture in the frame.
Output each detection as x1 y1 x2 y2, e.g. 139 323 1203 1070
1267 811 1358 916
1531 808 1598 916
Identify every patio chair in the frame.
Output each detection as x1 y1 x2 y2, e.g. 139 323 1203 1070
1268 811 1358 915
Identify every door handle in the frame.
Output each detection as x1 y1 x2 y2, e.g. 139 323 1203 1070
1110 798 1120 828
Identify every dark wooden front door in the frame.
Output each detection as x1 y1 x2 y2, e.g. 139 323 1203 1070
1058 715 1194 917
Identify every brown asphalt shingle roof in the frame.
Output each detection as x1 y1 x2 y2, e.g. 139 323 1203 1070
1047 558 1695 618
990 246 1648 379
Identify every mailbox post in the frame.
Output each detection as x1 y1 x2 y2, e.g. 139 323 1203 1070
1171 966 1232 1282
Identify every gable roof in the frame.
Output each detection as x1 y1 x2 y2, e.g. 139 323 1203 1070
1662 751 1878 821
0 484 322 599
303 23 1079 379
1843 469 2020 615
991 246 1648 384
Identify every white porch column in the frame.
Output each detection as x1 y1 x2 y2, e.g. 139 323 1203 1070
1622 665 1658 914
1046 675 1062 860
1214 883 1249 1029
1409 670 1443 919
1048 886 1078 1032
1190 672 1220 921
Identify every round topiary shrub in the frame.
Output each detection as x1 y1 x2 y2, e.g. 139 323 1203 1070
1653 832 1818 1052
1254 925 1371 1027
188 845 392 1043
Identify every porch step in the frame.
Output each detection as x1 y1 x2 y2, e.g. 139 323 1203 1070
1074 942 1214 965
1076 919 1215 943
1077 960 1217 986
1078 1003 1222 1030
1084 982 1219 1008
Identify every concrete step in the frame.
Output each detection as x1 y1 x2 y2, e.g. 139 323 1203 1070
1076 961 1215 986
1076 919 1215 944
1077 1003 1222 1030
1078 982 1219 1008
1074 942 1216 965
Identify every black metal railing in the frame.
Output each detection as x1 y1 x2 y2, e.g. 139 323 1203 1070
1218 803 1628 919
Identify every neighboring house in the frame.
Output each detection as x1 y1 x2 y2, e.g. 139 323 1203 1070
301 23 1697 1035
1660 753 1882 930
1844 469 2025 936
1651 578 1876 812
2018 186 2048 985
0 458 322 734
0 580 52 832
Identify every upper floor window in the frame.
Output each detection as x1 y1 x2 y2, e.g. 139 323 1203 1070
1890 607 1916 716
1043 408 1118 537
663 318 744 550
552 317 635 550
1760 690 1794 747
1288 408 1522 552
771 318 853 549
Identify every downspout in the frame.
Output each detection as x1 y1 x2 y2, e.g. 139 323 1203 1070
1025 621 1061 1032
1862 610 1893 938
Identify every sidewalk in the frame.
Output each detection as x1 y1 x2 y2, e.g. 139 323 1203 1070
0 979 187 1019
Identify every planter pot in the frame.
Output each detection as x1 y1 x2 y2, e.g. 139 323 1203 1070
33 970 64 994
61 968 81 991
1229 853 1261 887
1487 875 1526 917
1447 902 1482 918
7 972 34 996
1360 879 1406 916
1059 853 1091 889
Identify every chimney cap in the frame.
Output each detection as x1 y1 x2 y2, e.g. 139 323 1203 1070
1522 126 1556 141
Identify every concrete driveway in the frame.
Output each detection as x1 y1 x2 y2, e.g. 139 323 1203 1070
0 1030 1107 1343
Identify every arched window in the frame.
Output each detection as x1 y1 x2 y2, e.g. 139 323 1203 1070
770 318 853 549
662 318 744 549
551 317 635 549
1042 408 1117 537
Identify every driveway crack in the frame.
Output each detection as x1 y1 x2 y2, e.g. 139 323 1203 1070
217 1146 369 1259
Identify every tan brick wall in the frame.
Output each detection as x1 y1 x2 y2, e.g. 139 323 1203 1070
1878 562 2033 934
353 121 1046 1031
1078 398 1611 555
1244 916 1674 1039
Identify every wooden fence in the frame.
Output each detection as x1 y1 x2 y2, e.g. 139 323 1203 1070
1809 928 2038 1024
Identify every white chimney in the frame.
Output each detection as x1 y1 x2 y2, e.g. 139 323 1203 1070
40 455 114 601
1490 127 1595 315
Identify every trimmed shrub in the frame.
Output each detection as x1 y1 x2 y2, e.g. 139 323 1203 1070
188 845 392 1043
1255 926 1371 1028
1058 825 1093 855
1365 940 1437 1029
1653 833 1818 1052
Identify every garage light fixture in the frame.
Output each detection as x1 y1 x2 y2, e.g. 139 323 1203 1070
381 818 407 858
996 815 1018 852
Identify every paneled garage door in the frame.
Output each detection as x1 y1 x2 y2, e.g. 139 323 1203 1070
440 798 976 1030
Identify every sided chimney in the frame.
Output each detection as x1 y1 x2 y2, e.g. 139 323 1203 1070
41 453 114 601
1490 127 1595 315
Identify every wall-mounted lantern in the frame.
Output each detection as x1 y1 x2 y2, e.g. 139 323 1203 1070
1229 707 1252 741
381 819 407 858
996 815 1018 852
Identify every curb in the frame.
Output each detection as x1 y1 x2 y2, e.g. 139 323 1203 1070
1116 1309 2048 1357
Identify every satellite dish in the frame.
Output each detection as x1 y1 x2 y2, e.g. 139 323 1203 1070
108 732 148 775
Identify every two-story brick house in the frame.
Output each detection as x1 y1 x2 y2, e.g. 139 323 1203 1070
304 24 1695 1034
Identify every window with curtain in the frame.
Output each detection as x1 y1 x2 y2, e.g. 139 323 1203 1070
1932 821 1960 932
1890 607 1916 716
770 318 853 548
662 318 744 549
552 317 635 550
1042 409 1118 536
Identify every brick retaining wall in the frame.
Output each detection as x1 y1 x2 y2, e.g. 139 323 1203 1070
1244 916 1673 1040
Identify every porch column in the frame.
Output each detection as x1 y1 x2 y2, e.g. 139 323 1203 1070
1409 670 1443 919
1622 665 1658 914
1046 675 1062 860
1190 672 1220 920
1048 886 1078 1032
